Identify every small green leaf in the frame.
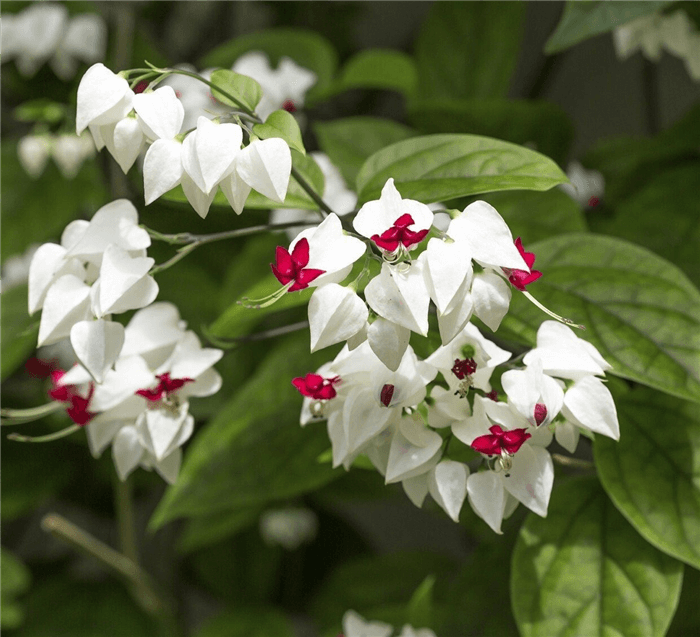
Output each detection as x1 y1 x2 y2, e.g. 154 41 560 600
150 336 341 529
545 1 673 54
355 134 569 205
253 109 305 155
210 69 263 113
334 49 418 97
595 386 700 569
407 575 435 629
200 28 338 100
313 116 416 188
500 233 700 404
407 98 574 165
511 477 683 637
415 2 525 99
14 98 67 124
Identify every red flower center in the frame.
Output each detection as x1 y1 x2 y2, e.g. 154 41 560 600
48 369 95 426
471 424 531 456
292 373 340 400
534 403 548 426
505 237 542 291
451 357 477 380
371 213 429 253
271 238 326 292
282 99 297 113
380 383 395 407
136 372 194 402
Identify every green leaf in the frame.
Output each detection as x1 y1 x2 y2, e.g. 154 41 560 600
414 2 525 99
1 285 37 380
178 504 262 553
313 116 416 188
150 336 341 529
511 477 683 637
355 134 569 205
194 608 294 637
544 1 673 54
479 189 587 245
209 69 262 113
595 386 700 569
14 98 67 124
407 98 574 165
407 575 435 629
668 563 700 636
199 28 338 101
593 164 700 285
1 547 31 629
160 148 325 211
253 109 305 155
333 49 418 97
500 233 700 404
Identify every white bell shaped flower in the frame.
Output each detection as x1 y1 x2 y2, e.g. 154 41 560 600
69 319 125 384
17 135 52 179
28 243 85 314
51 13 106 80
422 237 473 315
341 610 393 637
470 270 512 332
275 213 366 291
353 178 433 255
143 139 185 205
133 86 185 142
560 160 605 209
428 459 469 522
136 400 194 461
120 303 188 368
427 322 511 395
613 13 665 61
523 320 612 380
106 116 144 174
385 413 442 483
76 63 134 135
501 361 565 428
365 261 431 336
37 274 91 346
234 137 292 204
232 51 317 119
447 200 529 271
562 375 620 440
52 133 95 179
397 625 437 637
367 317 410 372
554 420 581 454
427 386 471 429
308 283 368 353
112 425 145 481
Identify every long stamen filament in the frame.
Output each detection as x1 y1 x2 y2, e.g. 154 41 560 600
8 424 81 443
237 281 294 309
522 291 586 331
1 402 65 425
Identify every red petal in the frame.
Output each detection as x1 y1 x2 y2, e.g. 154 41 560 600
317 384 337 400
274 246 294 277
500 428 531 455
371 234 401 252
292 377 313 397
471 434 501 455
271 264 294 286
394 213 415 228
289 268 325 291
400 227 429 248
290 238 310 269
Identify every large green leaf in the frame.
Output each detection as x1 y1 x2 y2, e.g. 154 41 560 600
595 386 700 569
194 608 294 637
479 189 587 245
511 477 683 637
1 547 30 629
199 28 338 101
593 164 700 285
150 336 341 529
313 116 416 188
159 149 325 211
414 2 525 99
330 49 418 98
1 285 37 380
355 134 569 205
500 233 700 404
545 1 673 54
210 69 263 113
178 504 262 553
407 98 574 165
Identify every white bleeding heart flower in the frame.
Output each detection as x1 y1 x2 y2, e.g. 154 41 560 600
341 610 393 637
233 137 292 205
133 86 185 142
77 63 134 135
37 274 91 347
69 319 125 384
308 283 368 353
385 413 442 484
17 134 53 179
427 459 469 522
52 132 96 179
501 360 565 428
367 317 410 372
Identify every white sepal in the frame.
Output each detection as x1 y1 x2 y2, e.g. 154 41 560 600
467 470 506 534
428 460 468 522
70 319 125 383
562 376 620 440
37 274 91 346
112 117 144 173
112 425 144 481
503 444 554 517
471 270 511 332
308 284 368 353
133 86 185 141
236 137 292 203
367 317 410 372
143 139 184 204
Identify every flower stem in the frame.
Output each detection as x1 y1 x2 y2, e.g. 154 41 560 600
290 166 334 220
114 475 139 565
144 221 315 246
1 402 64 425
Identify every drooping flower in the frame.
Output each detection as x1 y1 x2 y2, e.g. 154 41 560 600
505 237 542 291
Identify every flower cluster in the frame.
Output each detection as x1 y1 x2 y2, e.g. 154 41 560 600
284 178 619 532
18 131 95 180
1 3 106 79
42 303 222 483
341 610 436 637
76 63 293 218
614 9 700 81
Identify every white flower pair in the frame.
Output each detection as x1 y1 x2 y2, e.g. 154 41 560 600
18 132 95 180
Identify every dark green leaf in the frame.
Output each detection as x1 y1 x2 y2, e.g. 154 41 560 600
407 575 435 629
479 189 587 245
150 336 341 529
313 116 416 188
595 386 700 569
194 608 294 637
414 2 525 99
14 98 67 124
593 164 700 285
500 233 700 404
200 28 338 101
1 285 37 380
253 109 305 155
210 69 262 113
545 1 673 54
356 134 569 205
407 98 574 165
333 49 417 97
512 477 683 637
178 504 262 553
668 564 700 636
1 547 31 629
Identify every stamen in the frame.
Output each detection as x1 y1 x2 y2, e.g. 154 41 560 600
238 281 293 309
380 384 395 407
521 291 586 330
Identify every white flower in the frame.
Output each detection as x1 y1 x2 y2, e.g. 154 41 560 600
232 51 317 119
559 160 605 209
308 283 368 353
259 507 318 550
342 610 393 637
76 63 134 137
52 133 96 179
17 135 53 179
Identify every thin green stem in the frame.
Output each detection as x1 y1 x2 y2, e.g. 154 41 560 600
114 475 139 565
7 424 80 443
1 402 64 425
145 221 315 246
552 453 594 471
290 166 333 220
